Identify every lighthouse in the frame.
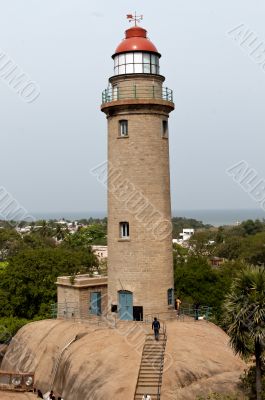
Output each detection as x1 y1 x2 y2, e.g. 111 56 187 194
101 15 175 321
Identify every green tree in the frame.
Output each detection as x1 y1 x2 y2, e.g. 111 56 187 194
189 231 217 257
174 256 222 311
241 220 264 236
171 217 212 238
64 224 107 247
0 247 98 319
223 266 265 400
35 220 54 238
216 237 244 260
0 229 22 260
241 233 265 266
55 224 68 241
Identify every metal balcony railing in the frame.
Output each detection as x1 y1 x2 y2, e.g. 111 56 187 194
102 85 173 104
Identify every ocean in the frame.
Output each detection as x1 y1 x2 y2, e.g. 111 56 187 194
31 209 265 227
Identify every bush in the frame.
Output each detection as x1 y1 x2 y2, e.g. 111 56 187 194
241 367 265 400
0 317 29 343
197 393 245 399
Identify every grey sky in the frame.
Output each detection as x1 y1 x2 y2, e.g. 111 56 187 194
1 0 265 214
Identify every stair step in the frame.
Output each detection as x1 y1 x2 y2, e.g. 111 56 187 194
134 330 167 400
143 351 164 354
141 371 159 375
141 362 163 366
138 376 161 379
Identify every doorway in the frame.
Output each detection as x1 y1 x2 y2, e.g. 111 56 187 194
90 292 102 315
118 291 133 320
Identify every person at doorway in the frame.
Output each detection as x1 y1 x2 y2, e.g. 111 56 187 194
152 317 160 340
175 297 181 316
194 302 200 321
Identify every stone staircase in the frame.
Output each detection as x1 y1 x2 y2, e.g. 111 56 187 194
134 329 167 400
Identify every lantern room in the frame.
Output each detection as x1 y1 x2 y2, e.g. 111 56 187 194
112 26 161 76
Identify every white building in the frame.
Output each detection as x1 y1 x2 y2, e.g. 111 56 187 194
173 228 194 245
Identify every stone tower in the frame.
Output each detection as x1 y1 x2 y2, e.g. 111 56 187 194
101 19 175 321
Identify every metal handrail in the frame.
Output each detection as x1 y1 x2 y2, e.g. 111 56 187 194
50 335 78 390
52 302 117 327
157 323 167 400
102 85 173 103
178 303 212 321
144 304 212 324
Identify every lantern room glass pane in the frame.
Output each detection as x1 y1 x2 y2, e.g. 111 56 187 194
143 53 150 63
134 64 143 73
126 64 134 74
119 65 126 74
143 64 151 73
151 64 157 74
134 52 142 63
113 52 160 75
119 54 125 65
126 53 133 63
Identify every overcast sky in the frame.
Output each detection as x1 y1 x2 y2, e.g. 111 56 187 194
0 0 265 215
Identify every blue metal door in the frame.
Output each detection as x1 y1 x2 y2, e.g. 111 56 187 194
119 291 133 320
90 292 101 315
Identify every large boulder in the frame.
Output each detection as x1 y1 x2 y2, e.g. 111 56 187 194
162 320 246 399
0 393 35 400
1 319 246 399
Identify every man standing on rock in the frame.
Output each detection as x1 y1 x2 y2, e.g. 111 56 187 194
152 317 160 341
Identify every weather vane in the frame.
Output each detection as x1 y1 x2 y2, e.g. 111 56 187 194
126 12 143 27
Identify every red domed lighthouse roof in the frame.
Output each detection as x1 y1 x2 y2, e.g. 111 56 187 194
113 26 160 58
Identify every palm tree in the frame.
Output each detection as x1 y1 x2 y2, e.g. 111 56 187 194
223 265 265 400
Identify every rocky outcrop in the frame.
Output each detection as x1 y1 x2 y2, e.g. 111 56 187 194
1 319 246 399
162 320 246 399
0 393 35 400
0 344 8 366
2 319 145 399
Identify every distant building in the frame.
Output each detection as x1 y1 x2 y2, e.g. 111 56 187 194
180 229 194 241
92 245 108 260
210 256 224 268
173 228 194 245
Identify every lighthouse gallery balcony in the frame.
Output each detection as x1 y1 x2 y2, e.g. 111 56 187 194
102 84 173 104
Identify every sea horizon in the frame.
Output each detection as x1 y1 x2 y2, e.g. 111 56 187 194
26 208 265 227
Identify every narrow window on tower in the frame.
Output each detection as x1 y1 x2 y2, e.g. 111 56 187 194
120 222 129 238
162 120 168 138
167 288 174 306
119 120 128 137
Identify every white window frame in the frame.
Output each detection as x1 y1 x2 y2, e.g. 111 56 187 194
120 222 129 238
119 120 128 137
